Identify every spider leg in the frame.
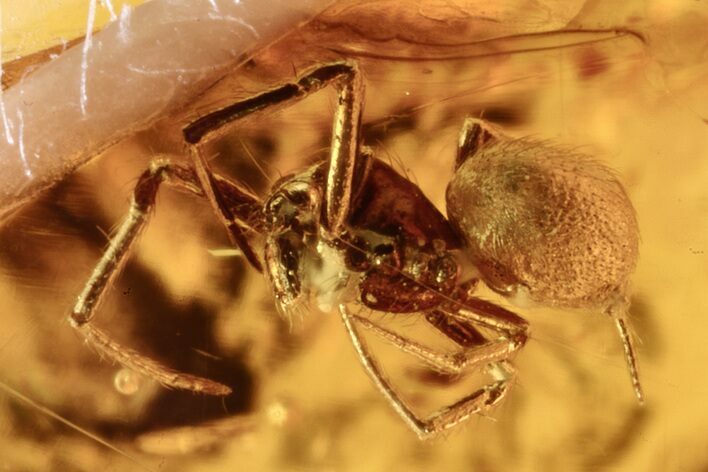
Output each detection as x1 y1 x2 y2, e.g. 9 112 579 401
607 302 644 403
340 305 512 439
182 61 367 237
340 290 530 438
420 288 531 367
425 310 487 347
188 147 264 272
71 159 260 396
349 312 523 376
446 296 530 342
322 63 365 235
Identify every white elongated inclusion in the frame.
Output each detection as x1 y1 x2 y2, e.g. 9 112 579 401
0 0 333 220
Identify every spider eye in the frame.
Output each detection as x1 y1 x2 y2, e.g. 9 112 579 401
264 184 319 233
430 255 458 285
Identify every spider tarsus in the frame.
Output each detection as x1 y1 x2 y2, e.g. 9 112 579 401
167 374 232 397
78 324 232 397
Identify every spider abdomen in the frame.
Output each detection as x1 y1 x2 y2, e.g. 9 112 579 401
446 138 639 310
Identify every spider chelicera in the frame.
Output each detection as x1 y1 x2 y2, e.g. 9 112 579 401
70 60 642 439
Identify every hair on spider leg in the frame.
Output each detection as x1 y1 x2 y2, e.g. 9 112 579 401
372 140 417 186
235 137 276 185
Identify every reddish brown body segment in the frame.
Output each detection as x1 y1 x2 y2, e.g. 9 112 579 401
350 159 460 249
349 159 461 313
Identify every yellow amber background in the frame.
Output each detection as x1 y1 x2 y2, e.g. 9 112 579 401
1 1 707 471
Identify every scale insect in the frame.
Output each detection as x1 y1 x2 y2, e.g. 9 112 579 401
69 59 642 440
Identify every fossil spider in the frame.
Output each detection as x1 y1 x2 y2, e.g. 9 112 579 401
70 60 641 439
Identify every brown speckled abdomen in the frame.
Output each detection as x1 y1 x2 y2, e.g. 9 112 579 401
446 138 639 310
